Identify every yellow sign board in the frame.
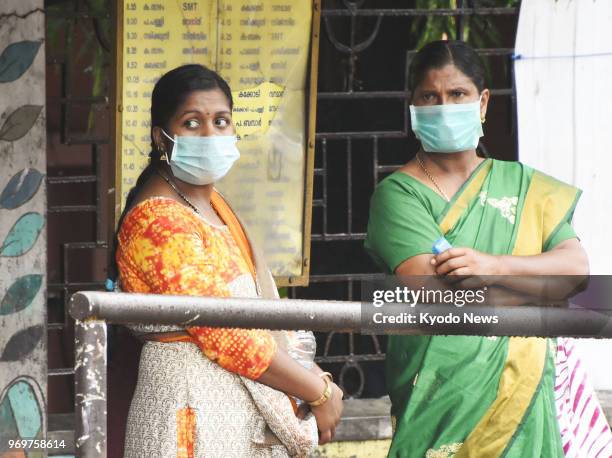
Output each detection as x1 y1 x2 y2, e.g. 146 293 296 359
114 0 320 285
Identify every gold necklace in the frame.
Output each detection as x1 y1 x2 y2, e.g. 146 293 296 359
415 152 450 202
156 170 201 214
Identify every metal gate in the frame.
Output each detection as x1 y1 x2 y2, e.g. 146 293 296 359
45 0 113 442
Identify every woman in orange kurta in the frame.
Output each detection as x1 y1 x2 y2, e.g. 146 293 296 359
109 64 343 457
117 197 274 379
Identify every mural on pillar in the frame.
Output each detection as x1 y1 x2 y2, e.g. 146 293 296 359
0 4 47 456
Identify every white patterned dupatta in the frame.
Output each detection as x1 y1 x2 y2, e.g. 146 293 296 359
555 338 612 457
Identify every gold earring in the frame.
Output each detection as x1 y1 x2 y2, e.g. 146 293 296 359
158 145 168 162
481 116 486 124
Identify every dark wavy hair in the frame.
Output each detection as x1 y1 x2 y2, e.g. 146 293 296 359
107 64 233 285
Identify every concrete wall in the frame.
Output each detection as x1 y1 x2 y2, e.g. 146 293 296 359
515 0 612 391
0 0 47 454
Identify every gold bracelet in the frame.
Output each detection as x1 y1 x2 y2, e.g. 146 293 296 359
319 371 333 384
308 375 332 407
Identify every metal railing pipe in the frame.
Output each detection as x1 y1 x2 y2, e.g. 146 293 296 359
70 291 360 331
70 291 612 337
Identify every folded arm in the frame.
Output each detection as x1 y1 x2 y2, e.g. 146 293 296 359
395 238 588 303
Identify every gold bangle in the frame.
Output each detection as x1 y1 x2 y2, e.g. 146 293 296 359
320 371 333 383
308 375 332 407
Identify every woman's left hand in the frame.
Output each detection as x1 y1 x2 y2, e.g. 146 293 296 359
432 247 502 279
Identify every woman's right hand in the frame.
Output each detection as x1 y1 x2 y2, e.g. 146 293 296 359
311 382 344 445
255 349 344 444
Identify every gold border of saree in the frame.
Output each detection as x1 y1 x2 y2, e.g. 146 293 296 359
439 160 493 235
441 164 578 457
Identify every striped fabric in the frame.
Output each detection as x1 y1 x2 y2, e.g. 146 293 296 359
555 338 612 458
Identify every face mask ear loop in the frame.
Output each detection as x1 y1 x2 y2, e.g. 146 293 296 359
161 129 176 143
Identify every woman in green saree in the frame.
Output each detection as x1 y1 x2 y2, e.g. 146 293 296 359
364 40 612 457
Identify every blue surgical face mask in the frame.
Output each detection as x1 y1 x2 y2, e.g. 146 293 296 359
161 130 240 185
409 99 483 153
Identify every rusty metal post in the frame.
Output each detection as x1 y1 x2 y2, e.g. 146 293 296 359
74 318 107 457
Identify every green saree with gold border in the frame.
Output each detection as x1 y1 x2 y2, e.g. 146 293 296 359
365 158 581 457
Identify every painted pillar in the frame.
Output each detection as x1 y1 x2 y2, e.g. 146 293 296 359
0 0 47 456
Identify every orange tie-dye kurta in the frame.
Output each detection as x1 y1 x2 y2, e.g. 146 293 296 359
116 196 276 380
